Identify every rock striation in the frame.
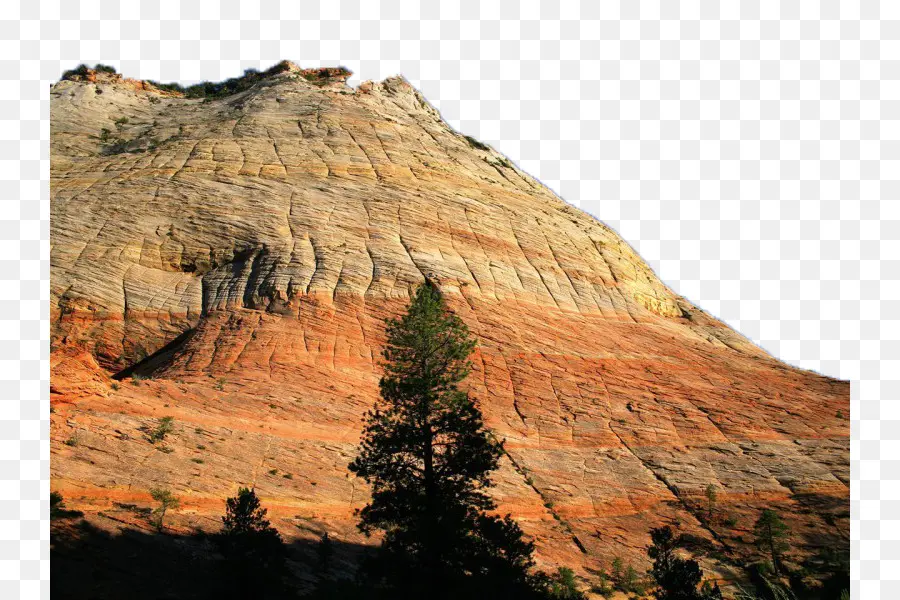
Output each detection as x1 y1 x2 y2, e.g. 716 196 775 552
50 63 849 592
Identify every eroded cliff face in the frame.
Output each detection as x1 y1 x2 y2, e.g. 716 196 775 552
50 64 849 591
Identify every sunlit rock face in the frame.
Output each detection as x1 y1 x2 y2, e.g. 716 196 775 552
50 63 848 590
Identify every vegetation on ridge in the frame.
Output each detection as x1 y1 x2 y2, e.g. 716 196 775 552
59 60 351 99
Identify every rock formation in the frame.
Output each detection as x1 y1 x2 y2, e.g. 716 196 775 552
50 62 849 594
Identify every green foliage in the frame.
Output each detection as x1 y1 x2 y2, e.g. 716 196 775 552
610 556 623 583
149 416 175 443
218 487 286 597
705 484 718 523
149 488 179 531
814 546 851 600
64 436 77 447
753 509 790 574
648 526 721 600
60 63 117 80
349 282 545 598
590 570 612 597
50 491 64 516
464 135 490 151
741 563 799 600
835 410 844 419
147 62 296 100
50 491 83 520
547 567 585 599
608 556 646 595
63 64 90 78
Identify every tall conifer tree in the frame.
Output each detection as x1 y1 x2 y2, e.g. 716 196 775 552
349 281 541 598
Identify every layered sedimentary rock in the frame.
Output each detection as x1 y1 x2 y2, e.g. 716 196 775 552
50 63 849 593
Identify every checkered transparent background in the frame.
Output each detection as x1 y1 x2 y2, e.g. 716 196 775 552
8 0 889 597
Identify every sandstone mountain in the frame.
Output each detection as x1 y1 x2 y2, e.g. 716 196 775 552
50 62 849 594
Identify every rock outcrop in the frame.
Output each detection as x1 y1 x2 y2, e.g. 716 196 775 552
51 63 849 593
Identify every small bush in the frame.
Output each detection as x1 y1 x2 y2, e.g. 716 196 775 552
590 570 612 597
610 556 646 595
110 381 119 390
191 458 204 464
464 135 490 151
149 488 180 531
50 491 64 515
836 410 844 419
149 416 175 443
64 436 77 447
60 63 116 80
283 473 293 480
215 378 226 391
547 567 585 599
196 444 206 450
61 64 91 79
50 491 83 520
268 468 278 475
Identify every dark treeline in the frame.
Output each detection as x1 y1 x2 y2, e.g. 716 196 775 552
58 61 350 99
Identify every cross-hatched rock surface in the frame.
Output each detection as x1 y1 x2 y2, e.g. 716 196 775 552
50 63 849 593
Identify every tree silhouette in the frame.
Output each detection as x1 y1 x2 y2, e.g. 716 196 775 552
349 282 543 598
318 532 333 575
218 487 286 597
648 526 722 600
753 509 790 574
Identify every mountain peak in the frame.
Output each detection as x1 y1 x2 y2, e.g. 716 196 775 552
50 62 849 593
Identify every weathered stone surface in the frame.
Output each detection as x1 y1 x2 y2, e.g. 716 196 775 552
51 64 849 593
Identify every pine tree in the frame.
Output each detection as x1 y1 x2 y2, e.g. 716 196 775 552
753 509 790 575
149 488 179 532
648 526 721 600
218 487 286 597
705 484 718 523
349 282 542 598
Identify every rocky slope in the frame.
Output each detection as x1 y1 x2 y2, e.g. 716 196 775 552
50 63 849 594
